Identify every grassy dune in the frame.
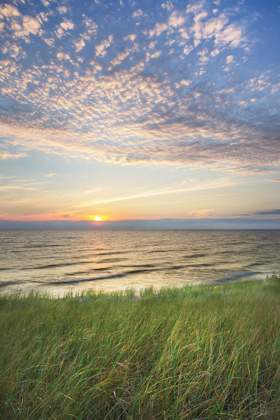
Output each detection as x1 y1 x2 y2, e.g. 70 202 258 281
0 276 279 419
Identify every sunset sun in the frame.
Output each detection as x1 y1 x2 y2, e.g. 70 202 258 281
93 216 102 222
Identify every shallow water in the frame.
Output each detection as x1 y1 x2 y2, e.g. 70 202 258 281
0 229 279 296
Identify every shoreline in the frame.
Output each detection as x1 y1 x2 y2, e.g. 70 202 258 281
0 270 273 299
0 274 272 300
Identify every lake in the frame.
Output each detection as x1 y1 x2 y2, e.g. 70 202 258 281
0 229 279 296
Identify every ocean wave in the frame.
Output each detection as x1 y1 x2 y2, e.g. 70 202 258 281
0 281 22 287
97 257 127 263
67 267 111 276
216 272 257 283
53 264 193 285
25 244 62 248
95 251 128 256
183 253 207 259
20 261 92 270
53 273 127 284
148 250 169 253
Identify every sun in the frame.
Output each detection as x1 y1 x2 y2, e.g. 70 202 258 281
93 216 102 221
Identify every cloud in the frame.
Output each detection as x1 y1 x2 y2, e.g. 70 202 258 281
74 38 85 52
153 22 168 36
22 15 40 35
110 48 130 67
0 4 20 18
149 50 162 59
57 6 68 15
75 178 239 208
0 0 279 176
253 209 280 216
210 48 220 57
95 35 113 56
44 173 57 178
56 52 71 60
248 73 271 92
0 152 26 159
132 9 143 19
180 79 191 87
123 34 136 42
169 11 185 27
203 14 228 38
44 37 55 47
183 45 194 55
188 209 215 219
226 55 234 64
0 6 42 40
161 2 174 12
82 17 98 37
1 218 280 229
214 23 244 48
60 18 74 31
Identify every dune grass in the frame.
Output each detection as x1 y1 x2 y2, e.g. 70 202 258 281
0 276 279 419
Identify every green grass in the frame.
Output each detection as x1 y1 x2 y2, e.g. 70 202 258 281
0 276 279 419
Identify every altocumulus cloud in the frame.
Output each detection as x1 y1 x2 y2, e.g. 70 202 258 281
0 0 280 174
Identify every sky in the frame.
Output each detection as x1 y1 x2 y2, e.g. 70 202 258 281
0 0 280 229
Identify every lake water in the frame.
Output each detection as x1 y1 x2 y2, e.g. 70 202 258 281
0 230 279 296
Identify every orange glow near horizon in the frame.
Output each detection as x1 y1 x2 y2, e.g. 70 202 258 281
85 215 107 222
